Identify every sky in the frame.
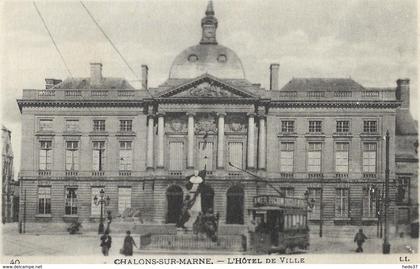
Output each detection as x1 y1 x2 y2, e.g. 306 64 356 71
1 0 418 179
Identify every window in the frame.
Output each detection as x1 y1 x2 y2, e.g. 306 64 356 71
93 120 105 131
119 141 133 171
228 142 243 170
362 186 377 218
92 141 105 171
118 187 131 214
39 119 53 131
363 120 377 133
335 188 349 217
199 142 213 170
396 177 410 204
335 143 349 173
307 143 322 172
65 120 79 132
120 120 132 132
65 187 78 215
307 188 321 220
65 141 79 171
38 187 51 214
336 121 350 133
309 121 322 133
91 187 103 216
280 187 294 197
363 143 376 173
39 141 52 170
281 121 295 133
280 142 294 172
169 142 184 170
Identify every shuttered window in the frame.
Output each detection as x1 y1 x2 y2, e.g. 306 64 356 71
228 142 243 170
198 142 213 170
335 143 349 173
91 187 103 216
363 143 376 173
39 141 52 170
169 142 184 170
93 141 105 171
307 143 322 172
118 187 131 214
65 141 79 171
119 141 133 171
280 142 294 172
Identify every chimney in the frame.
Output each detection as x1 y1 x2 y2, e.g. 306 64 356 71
142 65 149 90
45 78 62 89
90 63 103 86
396 79 410 109
270 63 280 91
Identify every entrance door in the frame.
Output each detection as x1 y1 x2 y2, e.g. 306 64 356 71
166 185 183 224
200 184 214 213
226 185 244 224
267 210 282 246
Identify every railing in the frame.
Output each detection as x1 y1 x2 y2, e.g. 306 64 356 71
65 90 82 97
228 171 242 177
119 170 132 176
362 91 380 97
92 171 105 176
169 171 183 176
91 90 108 97
118 90 135 96
308 173 323 179
38 170 51 176
65 170 79 177
143 234 244 250
280 172 294 179
334 91 352 97
336 173 349 179
363 173 377 179
307 91 325 97
38 90 55 97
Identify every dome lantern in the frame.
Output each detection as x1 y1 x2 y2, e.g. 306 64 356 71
200 0 218 45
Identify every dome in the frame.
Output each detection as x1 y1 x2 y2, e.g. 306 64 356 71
169 44 246 79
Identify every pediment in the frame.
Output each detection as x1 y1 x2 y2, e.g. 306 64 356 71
157 75 257 99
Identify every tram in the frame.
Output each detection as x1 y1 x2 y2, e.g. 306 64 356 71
248 195 310 254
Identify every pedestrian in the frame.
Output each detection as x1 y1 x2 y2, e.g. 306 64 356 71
100 230 112 256
354 228 368 253
120 230 137 256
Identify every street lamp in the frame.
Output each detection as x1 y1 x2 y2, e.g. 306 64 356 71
383 130 391 254
93 188 110 234
304 190 316 210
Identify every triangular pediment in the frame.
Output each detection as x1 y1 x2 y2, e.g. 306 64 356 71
157 74 258 99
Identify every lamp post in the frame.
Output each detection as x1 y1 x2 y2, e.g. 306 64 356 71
382 130 391 254
94 189 110 234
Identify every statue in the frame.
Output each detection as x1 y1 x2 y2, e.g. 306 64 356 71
184 170 204 229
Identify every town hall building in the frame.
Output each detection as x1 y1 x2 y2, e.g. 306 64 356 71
17 1 418 237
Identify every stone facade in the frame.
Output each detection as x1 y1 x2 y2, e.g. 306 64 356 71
16 1 417 235
2 125 18 223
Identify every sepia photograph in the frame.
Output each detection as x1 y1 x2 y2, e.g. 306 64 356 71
0 0 418 265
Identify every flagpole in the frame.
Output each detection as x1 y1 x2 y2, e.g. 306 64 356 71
228 162 283 196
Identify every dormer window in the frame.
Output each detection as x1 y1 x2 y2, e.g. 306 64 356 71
217 54 227 63
188 54 198 62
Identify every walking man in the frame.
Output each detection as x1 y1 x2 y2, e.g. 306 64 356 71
121 230 137 256
354 228 368 253
100 230 112 256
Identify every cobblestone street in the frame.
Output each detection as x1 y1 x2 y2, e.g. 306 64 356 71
1 224 417 257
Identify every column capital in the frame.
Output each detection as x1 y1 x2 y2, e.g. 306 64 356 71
147 113 155 119
217 112 227 117
156 112 166 117
257 113 266 119
186 112 196 117
247 112 256 117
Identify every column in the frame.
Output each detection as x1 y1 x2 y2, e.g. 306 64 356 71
146 114 155 169
187 113 195 168
258 115 266 169
247 113 255 169
217 113 226 168
157 113 165 168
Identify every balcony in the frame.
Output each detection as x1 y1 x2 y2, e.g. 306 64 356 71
65 170 79 177
92 171 105 177
119 170 132 176
168 171 184 177
336 173 349 179
308 173 323 179
363 173 377 179
280 172 294 179
38 170 51 177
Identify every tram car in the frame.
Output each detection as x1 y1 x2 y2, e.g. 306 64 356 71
248 195 310 254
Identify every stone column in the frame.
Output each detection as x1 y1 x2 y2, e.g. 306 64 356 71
157 113 165 168
146 114 155 169
187 113 195 168
247 113 255 169
217 113 226 168
258 115 266 169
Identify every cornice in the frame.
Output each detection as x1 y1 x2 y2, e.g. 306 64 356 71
270 100 401 109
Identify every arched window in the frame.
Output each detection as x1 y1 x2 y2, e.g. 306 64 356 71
166 185 183 224
200 184 214 214
226 185 244 224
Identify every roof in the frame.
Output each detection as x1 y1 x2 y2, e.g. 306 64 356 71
279 78 365 92
52 77 134 90
169 44 246 79
396 109 418 135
